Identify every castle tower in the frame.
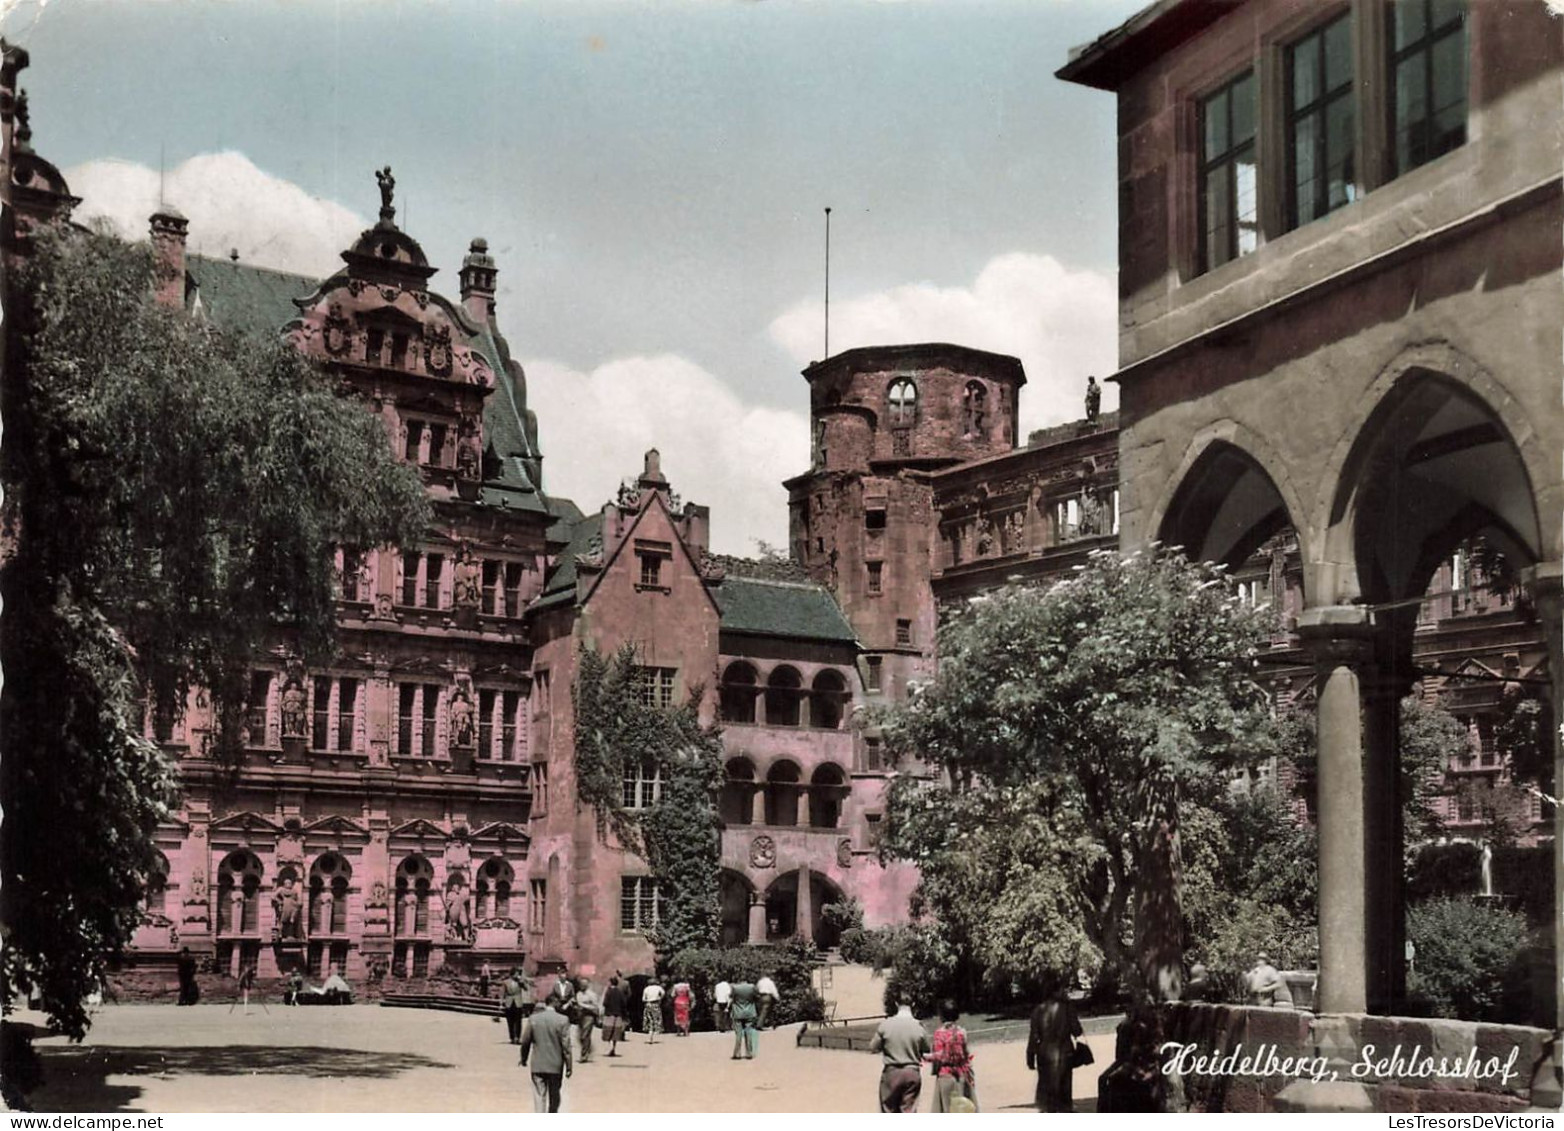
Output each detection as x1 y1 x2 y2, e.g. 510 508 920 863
784 343 1026 705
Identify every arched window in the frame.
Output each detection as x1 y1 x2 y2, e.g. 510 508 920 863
144 851 170 915
395 856 434 938
810 669 848 731
720 662 759 725
478 857 516 920
810 763 849 829
721 757 758 826
962 381 988 437
217 850 264 935
887 378 918 428
766 761 803 827
765 666 803 727
310 853 351 935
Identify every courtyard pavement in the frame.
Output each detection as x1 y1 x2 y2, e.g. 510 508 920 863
18 1003 1113 1113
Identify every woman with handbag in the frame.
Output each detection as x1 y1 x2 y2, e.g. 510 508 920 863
1025 973 1085 1112
927 1000 979 1112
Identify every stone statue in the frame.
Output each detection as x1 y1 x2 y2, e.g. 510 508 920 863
444 883 473 942
400 890 417 936
1080 489 1105 536
272 876 303 940
376 166 395 214
1085 375 1102 422
449 687 475 747
1480 842 1494 897
453 550 481 609
457 433 481 479
316 887 334 934
228 885 245 930
280 679 306 738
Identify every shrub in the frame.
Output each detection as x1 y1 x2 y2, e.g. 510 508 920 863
1407 842 1482 902
838 926 878 966
1406 896 1530 1022
1195 897 1316 1004
879 924 959 1017
665 936 822 1029
821 898 864 934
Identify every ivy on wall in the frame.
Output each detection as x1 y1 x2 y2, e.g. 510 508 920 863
572 643 725 961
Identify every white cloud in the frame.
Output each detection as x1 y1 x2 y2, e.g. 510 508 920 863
526 354 807 557
63 151 364 278
768 252 1118 437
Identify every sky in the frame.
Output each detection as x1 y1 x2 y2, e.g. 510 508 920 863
3 0 1144 554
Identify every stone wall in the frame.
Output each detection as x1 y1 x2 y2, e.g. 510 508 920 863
1158 1002 1550 1113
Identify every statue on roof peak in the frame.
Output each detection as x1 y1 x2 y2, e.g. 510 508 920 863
376 165 395 222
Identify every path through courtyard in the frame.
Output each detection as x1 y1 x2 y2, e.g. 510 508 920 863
18 1004 1113 1113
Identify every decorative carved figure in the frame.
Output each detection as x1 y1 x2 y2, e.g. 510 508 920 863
400 891 417 936
443 882 474 943
322 303 351 357
376 166 395 216
749 835 777 869
317 888 335 934
457 429 481 479
1004 510 1025 553
449 686 475 747
975 515 995 558
272 875 303 940
280 679 306 738
229 886 246 930
837 839 854 868
1079 490 1105 537
189 872 207 902
369 879 388 908
1085 375 1101 422
453 549 481 610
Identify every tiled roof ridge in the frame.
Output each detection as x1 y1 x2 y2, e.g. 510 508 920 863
187 253 321 285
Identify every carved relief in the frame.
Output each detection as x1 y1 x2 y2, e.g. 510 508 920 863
323 303 352 357
453 547 481 610
424 323 453 376
749 835 776 869
369 879 388 908
837 839 854 868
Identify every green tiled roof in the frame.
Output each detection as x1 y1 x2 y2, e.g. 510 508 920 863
715 577 857 644
538 512 604 602
186 255 318 340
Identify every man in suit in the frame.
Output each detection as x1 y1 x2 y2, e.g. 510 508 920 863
501 968 529 1044
520 992 573 1113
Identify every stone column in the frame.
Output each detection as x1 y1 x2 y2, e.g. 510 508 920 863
1299 606 1374 1015
1522 564 1564 1038
796 786 811 828
751 786 766 826
796 865 813 944
1362 663 1411 1012
747 894 767 944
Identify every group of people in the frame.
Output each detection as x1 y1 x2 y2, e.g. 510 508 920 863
872 979 1089 1114
509 968 785 1112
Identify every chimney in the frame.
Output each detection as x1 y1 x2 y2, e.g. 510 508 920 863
150 206 188 308
459 237 496 322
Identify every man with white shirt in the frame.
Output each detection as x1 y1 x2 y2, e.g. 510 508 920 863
756 974 779 1029
714 979 732 1032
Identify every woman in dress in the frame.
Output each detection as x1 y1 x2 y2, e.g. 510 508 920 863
1026 973 1083 1113
671 979 694 1037
642 977 666 1044
927 999 978 1112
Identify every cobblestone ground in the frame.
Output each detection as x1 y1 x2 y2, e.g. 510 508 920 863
20 1004 1112 1114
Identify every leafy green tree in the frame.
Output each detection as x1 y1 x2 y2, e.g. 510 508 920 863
571 643 725 960
1399 694 1466 850
1406 896 1530 1021
880 549 1292 1001
1 223 430 1037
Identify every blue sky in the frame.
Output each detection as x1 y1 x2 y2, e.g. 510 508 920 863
5 0 1144 552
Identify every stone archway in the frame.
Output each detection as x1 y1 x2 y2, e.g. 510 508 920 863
1309 367 1548 1015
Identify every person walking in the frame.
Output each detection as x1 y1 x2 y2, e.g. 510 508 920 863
502 968 529 1044
756 973 779 1029
575 977 601 1063
871 996 930 1113
729 979 759 1060
641 977 665 1044
237 964 256 1014
1026 974 1083 1113
479 960 493 998
671 979 693 1037
285 969 304 1006
176 947 200 1006
927 1000 978 1112
520 993 573 1113
713 978 732 1032
601 976 629 1057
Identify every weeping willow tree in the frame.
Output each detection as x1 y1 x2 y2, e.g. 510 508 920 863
1 223 429 1037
